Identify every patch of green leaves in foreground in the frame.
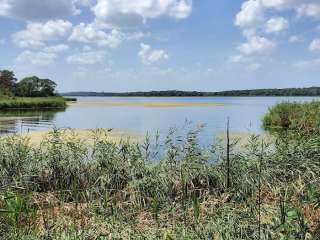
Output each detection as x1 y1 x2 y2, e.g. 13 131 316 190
0 127 320 239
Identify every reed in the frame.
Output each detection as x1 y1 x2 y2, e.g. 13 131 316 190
0 97 67 110
263 101 320 133
0 123 319 239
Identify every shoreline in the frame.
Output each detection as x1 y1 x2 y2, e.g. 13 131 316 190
0 128 143 145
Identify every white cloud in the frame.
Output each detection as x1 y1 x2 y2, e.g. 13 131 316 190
13 20 72 48
261 0 299 10
228 55 249 63
126 32 146 40
69 23 123 48
0 0 80 21
265 17 289 33
92 0 192 27
297 3 320 19
16 50 57 65
44 44 69 53
235 0 264 29
0 0 11 16
289 35 303 43
74 0 94 7
309 39 320 52
238 36 276 55
66 50 106 65
138 43 168 65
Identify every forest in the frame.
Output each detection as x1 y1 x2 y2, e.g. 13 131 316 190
63 87 320 97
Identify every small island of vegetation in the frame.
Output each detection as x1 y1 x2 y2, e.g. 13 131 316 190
0 69 69 110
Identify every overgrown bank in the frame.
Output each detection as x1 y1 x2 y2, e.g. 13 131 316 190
0 97 67 110
0 123 319 239
0 69 73 110
263 101 320 133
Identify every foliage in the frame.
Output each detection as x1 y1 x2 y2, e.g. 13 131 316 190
63 87 320 97
14 76 57 97
0 70 17 95
0 69 58 98
0 125 319 239
0 97 67 110
263 101 320 134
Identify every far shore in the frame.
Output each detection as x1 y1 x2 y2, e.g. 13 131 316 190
69 101 224 108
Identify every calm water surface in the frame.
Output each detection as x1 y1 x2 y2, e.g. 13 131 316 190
1 97 319 141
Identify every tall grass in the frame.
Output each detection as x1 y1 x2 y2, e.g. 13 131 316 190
0 97 67 110
263 101 320 133
0 124 319 239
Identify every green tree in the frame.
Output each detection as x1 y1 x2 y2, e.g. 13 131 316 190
0 70 17 95
14 76 57 97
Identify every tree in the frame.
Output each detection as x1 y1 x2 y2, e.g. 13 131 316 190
14 76 57 97
0 70 17 95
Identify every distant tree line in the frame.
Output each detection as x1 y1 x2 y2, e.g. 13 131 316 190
63 88 320 97
0 70 57 97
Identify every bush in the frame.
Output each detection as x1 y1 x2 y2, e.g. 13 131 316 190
263 101 320 133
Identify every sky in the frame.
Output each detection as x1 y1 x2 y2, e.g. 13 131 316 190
0 0 320 92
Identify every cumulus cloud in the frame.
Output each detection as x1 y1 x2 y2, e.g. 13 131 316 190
238 36 276 55
235 0 320 34
16 50 57 65
0 0 80 21
66 50 107 65
138 43 168 64
228 55 249 63
43 44 69 53
309 39 320 52
232 0 316 61
289 35 304 43
235 0 264 29
0 0 11 16
13 20 72 48
297 3 320 19
264 17 289 33
69 23 123 48
261 0 300 10
92 0 192 27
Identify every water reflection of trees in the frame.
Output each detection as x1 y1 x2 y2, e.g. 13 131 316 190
0 109 65 134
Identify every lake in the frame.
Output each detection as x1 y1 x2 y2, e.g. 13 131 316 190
1 96 319 142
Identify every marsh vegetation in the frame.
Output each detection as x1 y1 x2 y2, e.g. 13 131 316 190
0 101 319 239
0 97 67 110
0 70 70 110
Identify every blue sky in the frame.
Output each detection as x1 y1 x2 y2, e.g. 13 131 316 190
0 0 320 92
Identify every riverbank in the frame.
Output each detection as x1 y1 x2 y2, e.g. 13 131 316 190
0 102 319 239
0 127 319 239
0 97 67 110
